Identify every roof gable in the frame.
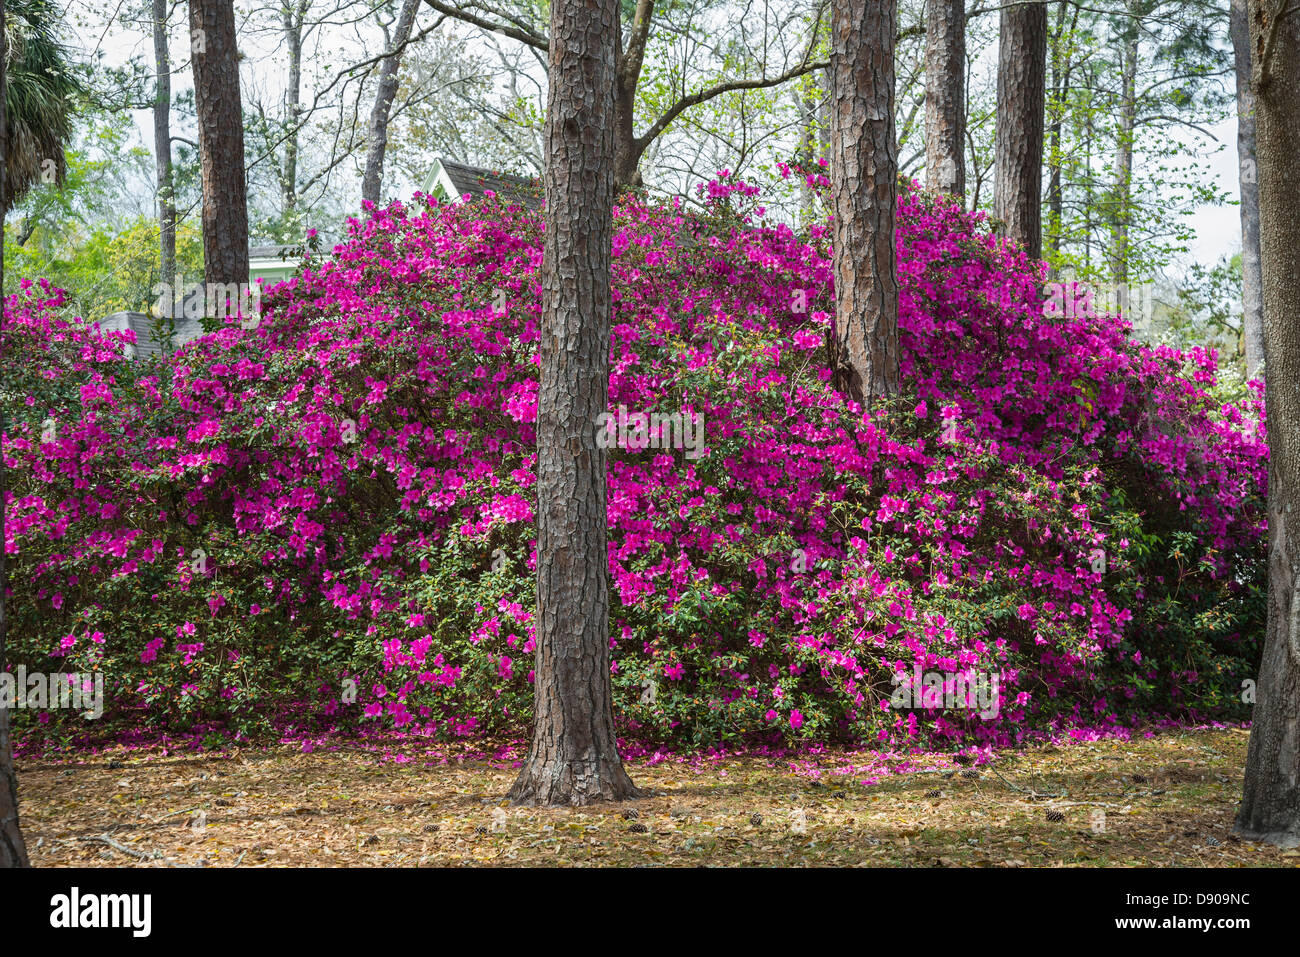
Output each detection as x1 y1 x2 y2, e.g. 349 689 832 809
425 158 541 209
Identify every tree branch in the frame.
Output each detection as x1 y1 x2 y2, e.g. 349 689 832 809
635 58 829 155
418 0 547 52
1260 0 1300 91
618 0 656 85
343 16 446 80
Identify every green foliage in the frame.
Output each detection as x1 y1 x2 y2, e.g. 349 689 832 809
5 213 204 321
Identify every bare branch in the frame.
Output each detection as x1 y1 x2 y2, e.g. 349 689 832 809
635 59 830 155
418 0 547 51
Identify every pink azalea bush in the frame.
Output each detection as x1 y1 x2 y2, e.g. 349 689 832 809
2 174 1266 750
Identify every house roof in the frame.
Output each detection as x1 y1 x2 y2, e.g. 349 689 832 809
99 310 205 360
427 158 541 209
250 243 300 260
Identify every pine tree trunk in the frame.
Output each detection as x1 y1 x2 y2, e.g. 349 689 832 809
362 0 421 206
154 0 176 297
828 0 900 408
993 0 1047 258
1235 0 1300 848
507 0 640 806
1231 0 1265 379
0 0 33 870
190 0 249 286
924 0 965 199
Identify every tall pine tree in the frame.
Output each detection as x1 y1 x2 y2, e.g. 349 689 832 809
507 0 640 805
829 0 900 407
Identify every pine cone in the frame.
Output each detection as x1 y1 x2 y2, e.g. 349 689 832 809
622 808 640 820
1045 810 1065 823
925 788 941 798
961 769 980 779
422 823 439 834
749 812 763 826
627 821 649 834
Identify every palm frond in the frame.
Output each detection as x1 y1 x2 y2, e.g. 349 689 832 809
3 0 82 211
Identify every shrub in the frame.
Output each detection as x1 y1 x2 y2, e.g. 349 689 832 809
2 175 1266 750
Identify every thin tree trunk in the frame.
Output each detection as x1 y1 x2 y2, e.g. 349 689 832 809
1046 0 1078 270
612 0 653 189
362 0 421 205
1083 104 1093 270
994 0 1047 258
819 67 832 162
1108 18 1138 298
0 0 33 870
796 87 819 222
828 0 900 408
1231 0 1265 378
154 0 176 297
612 76 642 190
925 0 965 198
281 1 306 221
1236 0 1300 848
190 0 249 286
507 0 640 806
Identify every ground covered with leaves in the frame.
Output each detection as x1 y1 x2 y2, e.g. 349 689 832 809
18 727 1296 867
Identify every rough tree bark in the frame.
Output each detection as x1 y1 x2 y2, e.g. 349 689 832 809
1235 0 1300 848
154 0 176 298
993 0 1047 258
0 0 33 870
190 0 250 286
362 0 421 205
1231 0 1265 379
828 0 900 407
925 0 965 198
506 0 640 806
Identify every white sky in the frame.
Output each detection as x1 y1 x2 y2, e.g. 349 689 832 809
1190 116 1243 266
